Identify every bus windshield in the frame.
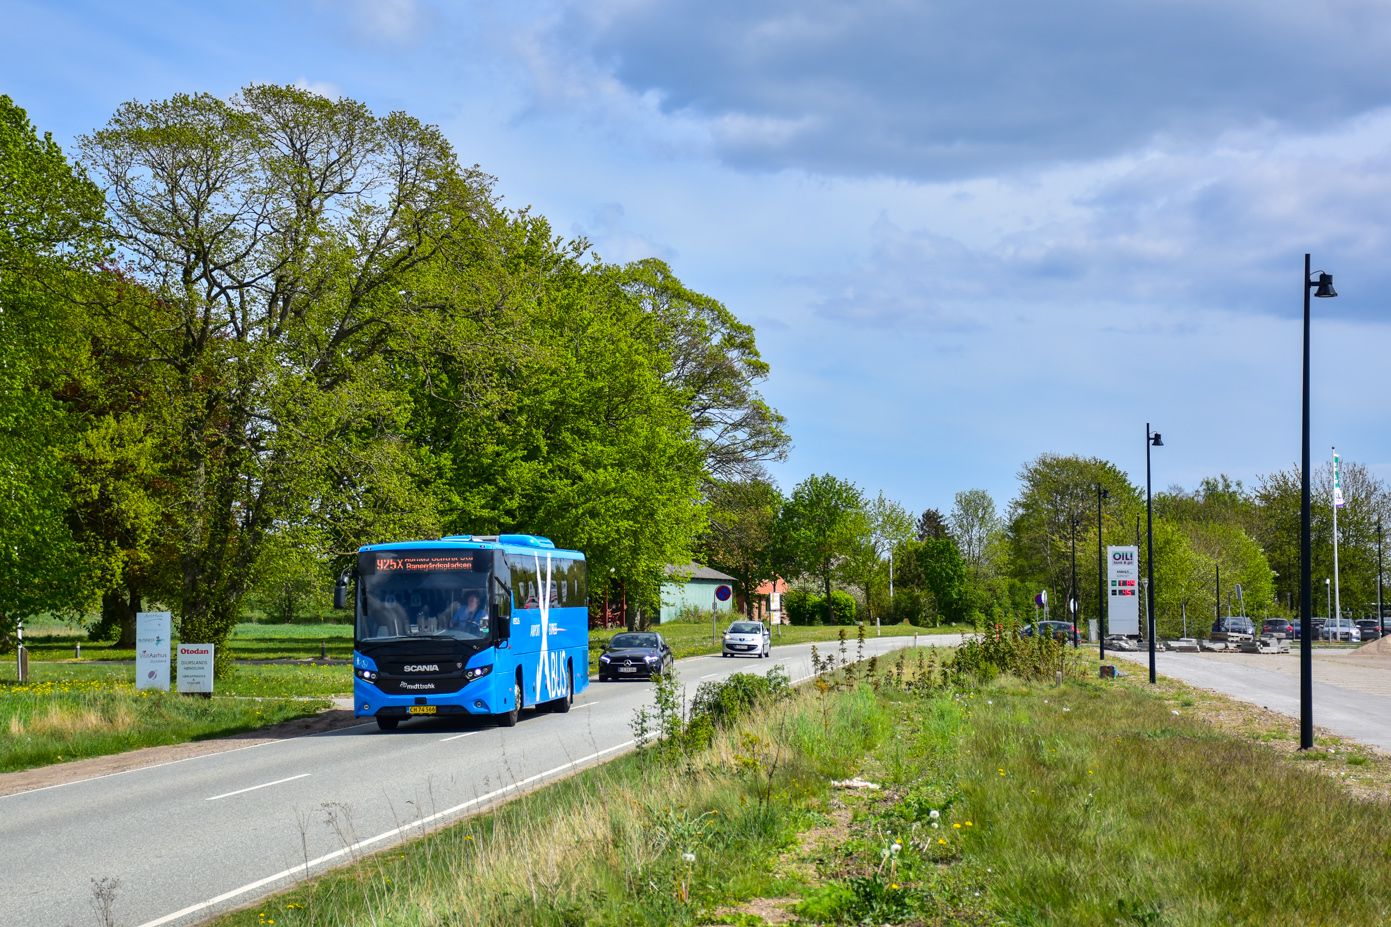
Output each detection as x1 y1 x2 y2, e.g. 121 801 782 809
357 550 494 642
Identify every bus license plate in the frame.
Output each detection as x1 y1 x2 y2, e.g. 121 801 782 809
408 706 436 715
618 666 637 673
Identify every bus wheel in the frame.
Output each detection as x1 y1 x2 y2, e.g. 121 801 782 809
552 666 573 714
376 716 399 731
498 678 521 728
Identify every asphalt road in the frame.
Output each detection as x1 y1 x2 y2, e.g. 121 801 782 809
1111 649 1391 751
0 633 960 927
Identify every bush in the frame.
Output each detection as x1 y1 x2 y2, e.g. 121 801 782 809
785 589 822 626
829 590 857 625
887 589 933 626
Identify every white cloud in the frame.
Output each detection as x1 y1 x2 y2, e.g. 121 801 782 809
293 77 343 99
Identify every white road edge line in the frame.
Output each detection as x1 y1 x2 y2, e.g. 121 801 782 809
438 731 480 743
135 739 637 927
206 774 311 802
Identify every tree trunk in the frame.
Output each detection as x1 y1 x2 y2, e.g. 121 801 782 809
114 582 141 649
824 568 833 625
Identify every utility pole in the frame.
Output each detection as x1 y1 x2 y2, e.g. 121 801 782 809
1098 485 1108 658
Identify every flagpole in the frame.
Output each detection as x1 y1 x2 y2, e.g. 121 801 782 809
1332 448 1342 622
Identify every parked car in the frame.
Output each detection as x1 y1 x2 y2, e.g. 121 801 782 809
1288 620 1303 641
722 620 771 658
1211 617 1255 640
1262 618 1294 639
1023 620 1080 647
1320 618 1361 643
1356 619 1384 641
597 632 674 681
1310 616 1328 636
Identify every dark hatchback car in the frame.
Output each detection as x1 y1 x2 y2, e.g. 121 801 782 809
597 632 675 681
1263 618 1294 639
1023 620 1080 647
1356 619 1385 641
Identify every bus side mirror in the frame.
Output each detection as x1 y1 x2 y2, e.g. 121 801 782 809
493 582 511 641
333 571 350 610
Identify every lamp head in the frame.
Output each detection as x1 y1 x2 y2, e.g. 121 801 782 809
1314 272 1337 298
1150 432 1163 447
1101 488 1110 500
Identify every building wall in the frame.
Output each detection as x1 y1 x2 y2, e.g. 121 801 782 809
659 578 737 623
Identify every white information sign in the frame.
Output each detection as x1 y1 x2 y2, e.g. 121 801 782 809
136 611 171 691
177 644 215 694
1107 546 1140 635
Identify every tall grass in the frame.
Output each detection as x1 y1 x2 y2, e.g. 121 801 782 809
1 677 329 772
959 675 1391 926
214 682 894 927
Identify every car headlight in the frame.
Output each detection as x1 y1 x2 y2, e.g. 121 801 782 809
645 654 661 663
600 654 611 663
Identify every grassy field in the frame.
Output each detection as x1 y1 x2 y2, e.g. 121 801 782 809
17 621 357 663
1 668 330 774
203 643 1391 927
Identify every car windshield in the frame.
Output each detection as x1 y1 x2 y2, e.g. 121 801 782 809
610 633 659 649
729 622 763 634
359 571 491 642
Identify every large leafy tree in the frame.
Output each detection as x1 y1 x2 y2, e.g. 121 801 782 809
76 85 490 665
415 229 707 611
774 474 867 624
1007 453 1141 620
0 95 107 647
700 478 783 618
622 259 789 483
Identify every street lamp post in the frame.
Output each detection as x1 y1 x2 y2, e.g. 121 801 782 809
1070 517 1079 637
1368 515 1379 631
1146 424 1163 684
1301 253 1337 750
1098 485 1109 659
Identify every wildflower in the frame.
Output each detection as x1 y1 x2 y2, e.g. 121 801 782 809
891 843 901 855
682 852 696 863
938 839 947 845
931 822 939 829
953 823 961 829
965 821 973 827
929 809 940 820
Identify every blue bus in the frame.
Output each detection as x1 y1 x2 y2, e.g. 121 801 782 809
336 534 590 731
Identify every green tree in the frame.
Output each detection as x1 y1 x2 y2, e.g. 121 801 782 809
77 85 487 668
917 537 970 625
1007 453 1141 627
701 478 783 619
0 94 108 647
774 474 867 625
622 259 790 483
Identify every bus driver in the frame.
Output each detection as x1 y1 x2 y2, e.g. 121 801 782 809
450 591 490 637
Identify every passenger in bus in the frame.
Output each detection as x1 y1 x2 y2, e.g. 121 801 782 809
450 591 490 636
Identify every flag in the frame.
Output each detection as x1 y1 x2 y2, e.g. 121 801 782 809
1035 590 1048 607
1333 450 1345 508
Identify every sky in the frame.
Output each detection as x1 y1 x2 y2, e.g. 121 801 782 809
5 0 1391 519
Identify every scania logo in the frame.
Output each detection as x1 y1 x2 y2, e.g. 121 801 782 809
400 682 437 690
403 664 440 673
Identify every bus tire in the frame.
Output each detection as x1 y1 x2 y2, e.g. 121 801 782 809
376 716 399 731
498 677 521 728
552 663 573 714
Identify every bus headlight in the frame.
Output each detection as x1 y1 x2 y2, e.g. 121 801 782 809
464 665 493 681
356 669 377 682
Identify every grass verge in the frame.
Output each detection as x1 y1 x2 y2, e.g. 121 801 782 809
1 673 330 774
207 642 1391 927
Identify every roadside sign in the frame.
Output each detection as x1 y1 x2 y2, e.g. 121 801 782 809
1107 546 1140 635
715 585 732 602
177 644 215 694
136 611 171 691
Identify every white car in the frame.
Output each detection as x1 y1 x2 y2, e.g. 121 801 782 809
722 620 771 658
1321 618 1361 643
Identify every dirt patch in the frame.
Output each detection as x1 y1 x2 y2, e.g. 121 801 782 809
0 705 366 798
705 895 800 925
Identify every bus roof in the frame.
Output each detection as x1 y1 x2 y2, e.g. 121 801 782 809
357 535 584 558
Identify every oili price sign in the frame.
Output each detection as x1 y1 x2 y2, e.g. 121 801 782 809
1107 546 1140 635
